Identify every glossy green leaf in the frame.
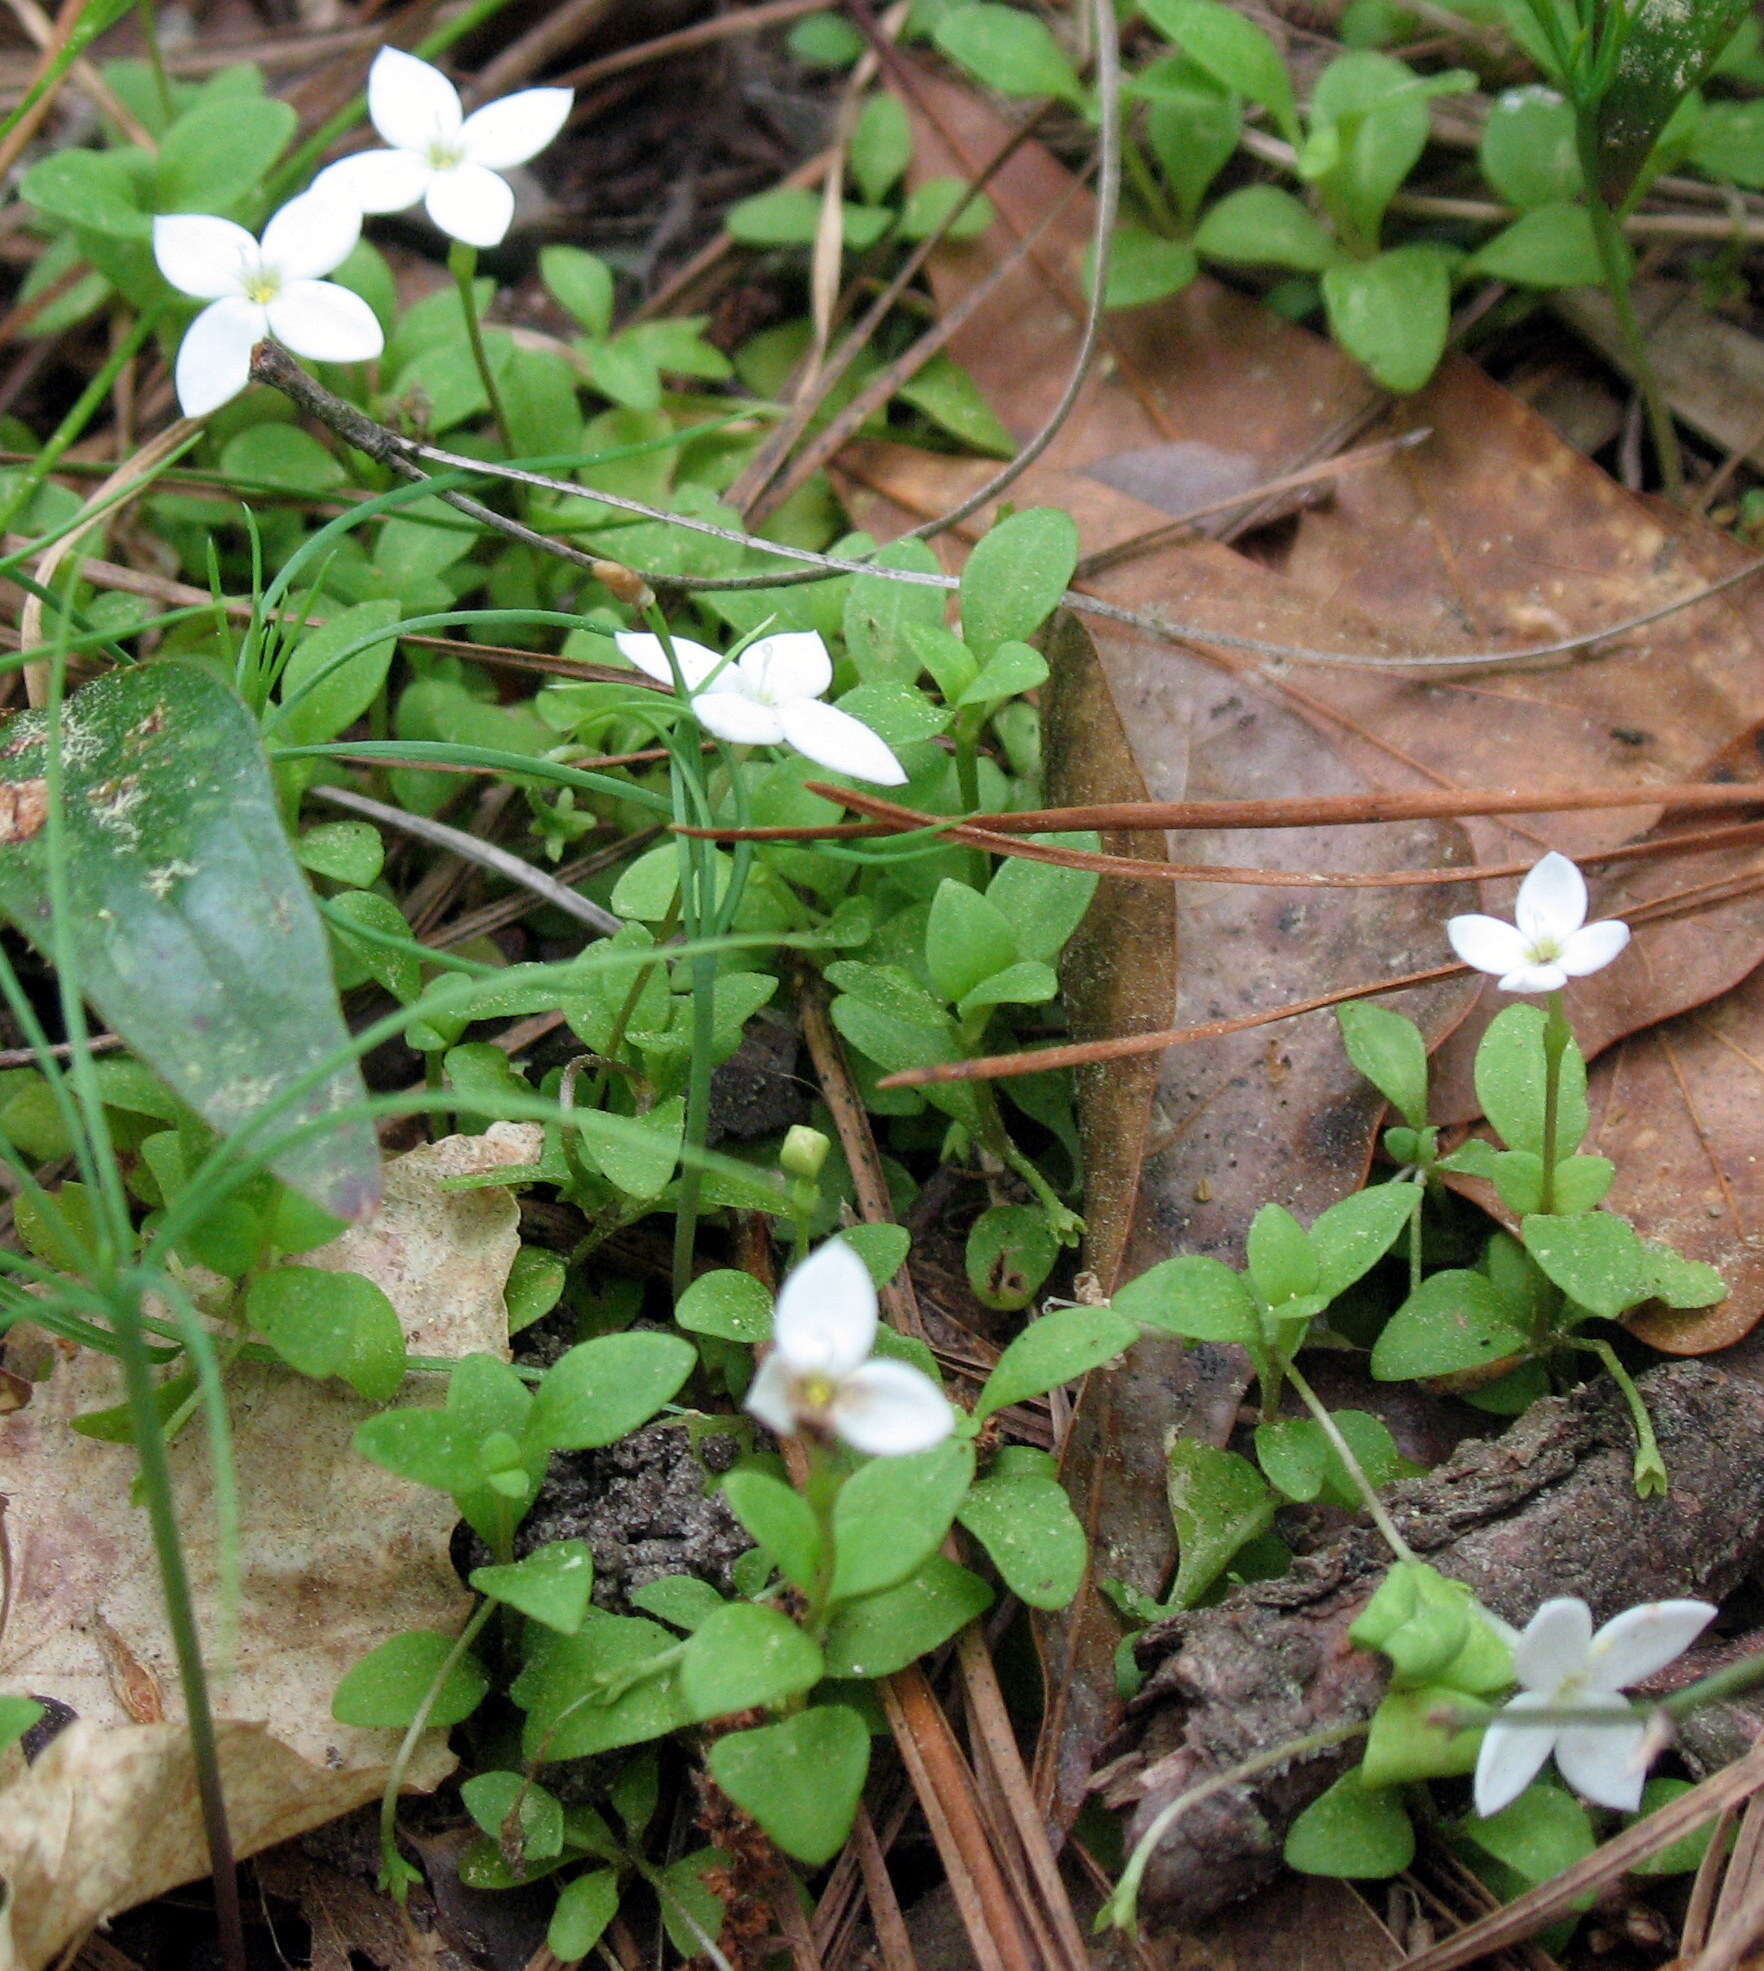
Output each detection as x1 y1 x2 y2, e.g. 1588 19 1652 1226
0 664 379 1217
1284 1768 1414 1878
974 1303 1137 1420
675 1267 773 1341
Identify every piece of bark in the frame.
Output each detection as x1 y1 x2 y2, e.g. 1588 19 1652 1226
1093 1361 1764 1931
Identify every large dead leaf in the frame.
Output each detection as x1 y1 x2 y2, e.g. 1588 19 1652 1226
0 1126 537 1971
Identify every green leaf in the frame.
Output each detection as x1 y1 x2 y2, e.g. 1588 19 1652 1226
1370 1269 1531 1380
586 334 661 412
526 1332 695 1451
1336 1002 1428 1128
1689 100 1764 191
1475 1003 1587 1161
933 3 1087 107
272 600 401 748
504 1245 566 1336
1254 1410 1406 1505
852 91 913 202
708 1706 870 1866
965 1202 1059 1312
1091 227 1199 309
514 1612 687 1760
1468 204 1603 288
1196 184 1338 270
1350 1561 1514 1694
1361 1684 1486 1786
974 1304 1138 1420
675 1268 773 1342
830 1439 975 1602
958 639 1050 707
541 245 615 337
678 1601 823 1720
21 147 150 239
1322 244 1451 393
1595 0 1752 201
844 539 949 682
1308 1184 1417 1299
820 1555 992 1676
1246 1202 1320 1305
470 1540 594 1635
1308 50 1452 242
724 186 891 249
332 1630 488 1729
1284 1769 1414 1878
957 1470 1086 1608
721 1468 824 1594
0 665 378 1217
0 1695 43 1753
548 1868 622 1959
352 1407 482 1492
1141 0 1299 141
1630 1778 1722 1876
246 1265 407 1401
1165 1439 1276 1609
959 507 1079 659
155 95 296 208
1520 1212 1654 1320
899 176 997 240
1479 86 1581 208
220 423 345 494
326 889 420 1003
897 351 1016 455
1456 1781 1595 1885
986 842 1098 962
840 1221 911 1289
925 878 1018 1003
628 1575 725 1632
461 1770 565 1863
296 819 383 889
1113 1253 1260 1344
1639 1241 1725 1310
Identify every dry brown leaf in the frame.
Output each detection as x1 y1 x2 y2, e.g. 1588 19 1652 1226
0 1127 538 1971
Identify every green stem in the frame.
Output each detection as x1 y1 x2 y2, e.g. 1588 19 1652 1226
1572 1335 1669 1496
1100 1718 1371 1934
1285 1359 1419 1565
1577 118 1682 499
136 0 174 123
1538 989 1572 1218
449 241 513 455
379 1597 496 1898
114 1286 246 1970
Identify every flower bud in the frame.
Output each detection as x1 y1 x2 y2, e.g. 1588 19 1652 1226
780 1125 831 1182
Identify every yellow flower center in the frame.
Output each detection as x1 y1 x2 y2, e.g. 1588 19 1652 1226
797 1371 837 1412
241 268 282 306
426 139 466 171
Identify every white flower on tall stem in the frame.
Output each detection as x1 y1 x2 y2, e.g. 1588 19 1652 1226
312 46 573 249
1473 1595 1715 1817
153 194 383 419
1447 851 1630 995
615 628 907 786
745 1239 954 1457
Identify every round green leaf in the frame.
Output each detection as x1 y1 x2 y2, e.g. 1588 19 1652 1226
526 1331 695 1451
1285 1769 1415 1878
974 1303 1138 1420
678 1601 823 1721
331 1630 488 1729
247 1265 408 1401
708 1706 871 1866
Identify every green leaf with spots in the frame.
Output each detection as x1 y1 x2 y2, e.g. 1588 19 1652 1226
0 664 378 1217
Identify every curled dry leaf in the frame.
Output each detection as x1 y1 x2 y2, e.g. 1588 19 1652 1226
0 1129 538 1971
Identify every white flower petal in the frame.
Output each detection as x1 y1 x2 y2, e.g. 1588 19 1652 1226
1554 1697 1649 1811
692 687 787 748
743 1352 799 1439
1497 961 1569 995
460 87 573 170
260 192 361 280
830 1359 955 1456
1473 1691 1558 1818
739 630 833 704
1515 851 1588 944
312 148 436 215
771 1238 878 1379
613 631 722 690
1447 914 1532 980
424 161 515 247
174 296 265 417
368 46 462 152
1558 919 1630 979
1513 1598 1593 1690
778 699 908 785
266 279 384 363
1586 1599 1716 1691
153 213 256 300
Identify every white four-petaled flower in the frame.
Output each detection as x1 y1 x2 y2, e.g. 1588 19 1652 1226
615 628 907 786
312 46 573 249
1474 1595 1715 1817
153 194 384 418
745 1238 955 1457
1447 851 1630 994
